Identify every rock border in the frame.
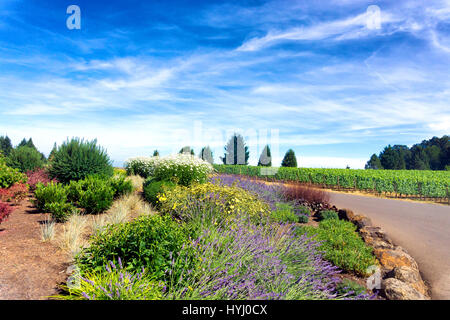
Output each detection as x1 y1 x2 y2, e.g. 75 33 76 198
338 208 431 300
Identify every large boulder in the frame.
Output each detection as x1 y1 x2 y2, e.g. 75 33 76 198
383 278 429 300
352 215 372 230
392 266 429 297
338 209 355 221
359 226 394 249
374 248 419 272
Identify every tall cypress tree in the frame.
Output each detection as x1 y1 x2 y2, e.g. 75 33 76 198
258 145 272 167
221 133 249 165
199 146 214 164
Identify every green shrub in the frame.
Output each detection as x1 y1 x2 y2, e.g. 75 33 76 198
296 219 378 276
318 210 339 221
6 146 45 173
48 138 113 184
72 176 115 214
110 176 134 198
34 182 68 211
113 168 127 177
270 202 298 223
0 154 27 188
298 214 309 223
143 179 176 206
44 201 77 222
295 205 311 216
76 214 190 279
336 279 368 297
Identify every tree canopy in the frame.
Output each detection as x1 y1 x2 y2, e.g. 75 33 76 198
365 135 449 170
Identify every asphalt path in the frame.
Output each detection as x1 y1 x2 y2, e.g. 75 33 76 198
326 192 450 300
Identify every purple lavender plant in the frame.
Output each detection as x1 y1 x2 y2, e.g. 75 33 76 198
167 220 374 300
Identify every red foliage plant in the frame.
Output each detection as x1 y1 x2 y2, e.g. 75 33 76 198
283 183 330 205
0 183 28 204
0 201 14 225
26 168 57 190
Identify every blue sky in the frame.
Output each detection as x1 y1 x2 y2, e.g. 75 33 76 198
0 0 449 168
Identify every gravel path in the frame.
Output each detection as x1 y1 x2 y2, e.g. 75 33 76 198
327 191 450 300
0 197 69 300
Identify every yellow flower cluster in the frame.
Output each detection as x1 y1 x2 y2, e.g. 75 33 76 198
159 182 270 221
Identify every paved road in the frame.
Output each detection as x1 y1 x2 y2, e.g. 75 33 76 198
326 192 450 300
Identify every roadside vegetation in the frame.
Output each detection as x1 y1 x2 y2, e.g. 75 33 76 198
8 133 444 300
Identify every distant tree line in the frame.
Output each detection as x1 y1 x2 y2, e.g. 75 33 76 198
0 135 47 172
365 135 449 170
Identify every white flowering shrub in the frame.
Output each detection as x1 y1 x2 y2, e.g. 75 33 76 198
124 156 160 178
153 154 214 186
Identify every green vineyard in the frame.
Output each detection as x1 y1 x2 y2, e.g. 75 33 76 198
213 165 450 201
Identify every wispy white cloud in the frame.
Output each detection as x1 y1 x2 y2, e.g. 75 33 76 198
0 0 449 169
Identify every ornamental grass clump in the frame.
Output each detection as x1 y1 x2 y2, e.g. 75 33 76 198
57 258 164 300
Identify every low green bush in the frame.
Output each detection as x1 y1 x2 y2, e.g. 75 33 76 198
34 182 68 211
110 176 134 198
318 210 339 221
143 179 176 206
270 202 298 223
295 205 311 216
298 214 309 223
75 176 115 214
0 155 27 188
44 201 77 222
296 219 378 276
76 214 191 279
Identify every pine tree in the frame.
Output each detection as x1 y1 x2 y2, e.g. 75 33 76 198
153 150 160 157
221 133 249 165
0 135 13 157
199 146 214 164
257 145 272 166
18 138 28 148
281 149 297 167
365 154 383 169
49 142 57 161
26 138 36 150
